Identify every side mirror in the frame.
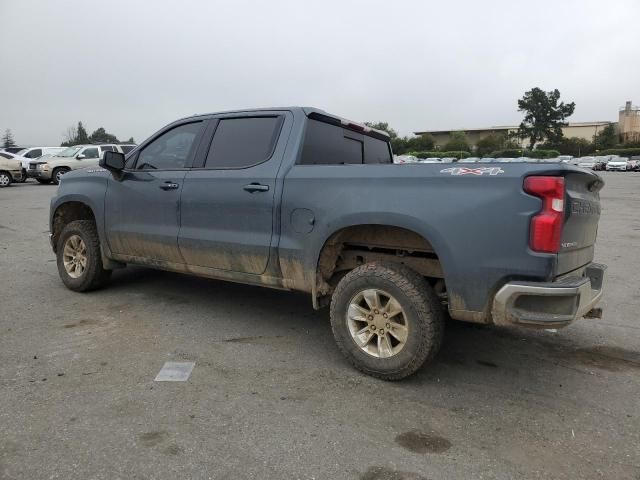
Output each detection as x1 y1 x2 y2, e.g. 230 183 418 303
76 154 86 159
99 151 125 173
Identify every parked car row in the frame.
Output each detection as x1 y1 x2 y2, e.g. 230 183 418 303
572 155 639 172
393 154 640 171
0 143 136 187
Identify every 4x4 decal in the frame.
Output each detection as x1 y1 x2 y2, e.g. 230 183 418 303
440 167 504 176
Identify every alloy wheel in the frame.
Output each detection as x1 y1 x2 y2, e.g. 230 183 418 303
346 289 409 358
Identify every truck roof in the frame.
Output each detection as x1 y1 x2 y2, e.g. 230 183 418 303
177 106 390 140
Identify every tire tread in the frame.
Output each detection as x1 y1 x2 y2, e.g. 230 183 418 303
330 262 444 381
56 220 111 292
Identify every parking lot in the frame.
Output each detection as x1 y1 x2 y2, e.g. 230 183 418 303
1 172 639 479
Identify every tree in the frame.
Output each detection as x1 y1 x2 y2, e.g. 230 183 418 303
517 88 575 149
2 129 16 148
61 122 130 146
126 137 136 144
89 127 119 144
541 136 593 156
407 133 435 152
444 131 470 152
76 121 89 144
61 125 78 146
364 122 435 155
476 133 508 157
594 123 618 150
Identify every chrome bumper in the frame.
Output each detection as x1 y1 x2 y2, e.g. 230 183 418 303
492 263 606 328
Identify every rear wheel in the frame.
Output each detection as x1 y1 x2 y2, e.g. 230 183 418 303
330 262 444 380
0 171 12 188
56 220 112 292
52 167 69 185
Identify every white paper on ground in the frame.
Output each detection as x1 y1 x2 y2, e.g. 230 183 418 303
154 361 195 382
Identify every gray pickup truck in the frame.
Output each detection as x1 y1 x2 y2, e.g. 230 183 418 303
49 107 606 379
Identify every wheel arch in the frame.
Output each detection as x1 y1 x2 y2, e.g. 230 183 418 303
51 200 98 253
311 218 452 308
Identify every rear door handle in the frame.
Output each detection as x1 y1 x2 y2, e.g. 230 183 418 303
243 183 270 193
160 181 179 191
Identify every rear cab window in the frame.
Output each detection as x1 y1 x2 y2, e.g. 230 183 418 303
299 118 391 165
204 116 283 169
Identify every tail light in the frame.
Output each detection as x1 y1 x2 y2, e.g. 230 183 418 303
523 176 565 253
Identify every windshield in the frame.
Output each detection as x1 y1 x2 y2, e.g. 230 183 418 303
56 146 82 157
16 149 28 156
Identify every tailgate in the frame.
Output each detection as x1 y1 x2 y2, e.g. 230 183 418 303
556 171 603 275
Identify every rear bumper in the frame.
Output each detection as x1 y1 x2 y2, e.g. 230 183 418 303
492 263 606 328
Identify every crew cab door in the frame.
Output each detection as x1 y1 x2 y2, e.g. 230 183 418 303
104 121 205 264
178 112 290 274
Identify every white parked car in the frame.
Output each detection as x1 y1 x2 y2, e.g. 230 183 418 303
605 157 629 171
14 146 65 167
393 155 420 164
577 157 596 170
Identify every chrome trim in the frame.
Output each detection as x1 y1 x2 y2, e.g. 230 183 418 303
492 263 606 328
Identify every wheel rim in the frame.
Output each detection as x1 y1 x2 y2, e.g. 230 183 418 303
55 170 65 182
62 235 88 278
346 289 409 358
0 174 10 186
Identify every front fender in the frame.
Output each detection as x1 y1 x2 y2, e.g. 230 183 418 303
49 171 109 249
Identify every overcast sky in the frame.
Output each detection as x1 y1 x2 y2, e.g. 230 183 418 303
1 0 638 146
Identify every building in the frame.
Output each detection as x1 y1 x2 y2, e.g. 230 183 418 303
415 122 612 149
619 101 640 143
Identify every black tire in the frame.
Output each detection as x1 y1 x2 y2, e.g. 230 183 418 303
36 179 51 184
56 220 112 292
51 167 69 185
0 171 12 188
330 262 444 381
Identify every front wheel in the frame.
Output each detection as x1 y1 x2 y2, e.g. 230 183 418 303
330 262 444 380
0 171 12 188
56 220 112 292
51 167 69 185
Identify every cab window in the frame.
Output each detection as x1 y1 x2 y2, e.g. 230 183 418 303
136 122 203 170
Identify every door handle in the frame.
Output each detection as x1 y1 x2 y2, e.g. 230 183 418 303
160 181 179 191
243 183 270 193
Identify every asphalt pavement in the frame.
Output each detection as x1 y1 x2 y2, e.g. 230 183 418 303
1 172 639 479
